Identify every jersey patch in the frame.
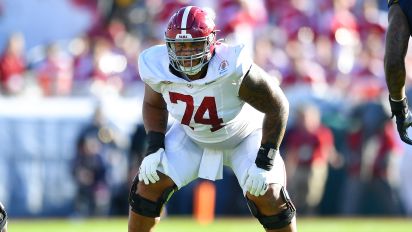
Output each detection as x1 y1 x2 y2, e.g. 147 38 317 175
218 60 229 75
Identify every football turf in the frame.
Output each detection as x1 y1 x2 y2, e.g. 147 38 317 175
9 217 412 232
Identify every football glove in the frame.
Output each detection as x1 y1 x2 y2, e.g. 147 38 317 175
245 164 270 197
138 148 164 185
389 97 412 145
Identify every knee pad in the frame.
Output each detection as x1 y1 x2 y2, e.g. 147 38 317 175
247 186 296 230
0 202 7 231
128 175 177 218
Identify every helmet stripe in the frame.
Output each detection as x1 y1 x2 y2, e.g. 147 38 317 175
180 6 193 34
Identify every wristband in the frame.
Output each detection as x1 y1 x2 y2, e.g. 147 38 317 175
146 131 165 156
255 143 278 171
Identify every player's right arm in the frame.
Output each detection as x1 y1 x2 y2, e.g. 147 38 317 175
138 83 169 184
384 3 410 100
142 83 168 134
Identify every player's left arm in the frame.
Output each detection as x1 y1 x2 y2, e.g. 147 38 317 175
384 4 412 145
384 3 410 100
239 64 289 151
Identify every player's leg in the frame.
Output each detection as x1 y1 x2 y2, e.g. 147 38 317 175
246 184 297 232
228 130 297 232
128 123 203 232
128 173 177 232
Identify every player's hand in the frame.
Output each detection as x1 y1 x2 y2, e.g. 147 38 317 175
138 148 164 184
245 164 270 197
389 97 412 145
394 110 412 144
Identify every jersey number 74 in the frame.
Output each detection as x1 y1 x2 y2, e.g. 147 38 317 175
169 92 224 132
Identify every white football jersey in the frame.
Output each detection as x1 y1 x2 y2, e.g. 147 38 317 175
138 43 264 147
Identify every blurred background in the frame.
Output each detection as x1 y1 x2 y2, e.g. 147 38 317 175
1 0 412 221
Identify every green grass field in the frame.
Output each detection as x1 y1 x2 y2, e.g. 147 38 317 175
8 217 412 232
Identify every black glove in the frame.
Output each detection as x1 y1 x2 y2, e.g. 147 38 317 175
389 96 412 145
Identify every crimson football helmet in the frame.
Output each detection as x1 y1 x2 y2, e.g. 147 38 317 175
165 6 216 76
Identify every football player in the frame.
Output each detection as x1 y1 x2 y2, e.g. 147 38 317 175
385 0 412 144
0 202 7 232
128 6 297 232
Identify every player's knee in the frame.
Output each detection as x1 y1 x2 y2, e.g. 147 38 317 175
136 173 175 199
129 172 177 218
246 184 283 213
246 185 296 230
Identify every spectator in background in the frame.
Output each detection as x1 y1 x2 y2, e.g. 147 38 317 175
106 18 142 96
343 98 403 215
73 134 109 216
0 32 26 96
71 36 95 95
71 33 137 97
73 106 111 216
73 105 129 216
88 37 125 96
36 43 73 96
284 103 340 215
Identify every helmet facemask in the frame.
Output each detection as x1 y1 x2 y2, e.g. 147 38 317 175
166 32 215 76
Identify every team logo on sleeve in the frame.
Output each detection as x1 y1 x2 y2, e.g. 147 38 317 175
218 60 229 75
